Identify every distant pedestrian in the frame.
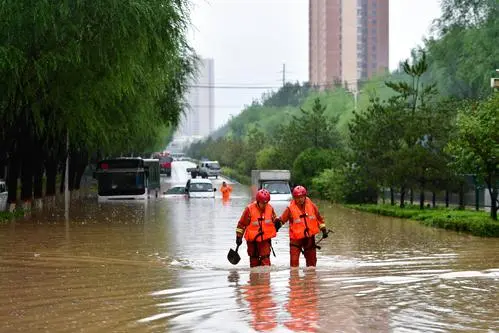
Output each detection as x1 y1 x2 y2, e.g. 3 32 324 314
220 181 233 201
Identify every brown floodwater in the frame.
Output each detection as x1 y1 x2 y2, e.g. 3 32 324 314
0 161 498 332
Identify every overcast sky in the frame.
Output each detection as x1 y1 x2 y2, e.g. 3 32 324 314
188 0 442 129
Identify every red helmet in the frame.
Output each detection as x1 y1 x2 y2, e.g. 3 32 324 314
256 189 271 203
292 185 307 198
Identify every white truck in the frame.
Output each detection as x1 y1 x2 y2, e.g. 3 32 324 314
187 160 221 179
251 170 292 201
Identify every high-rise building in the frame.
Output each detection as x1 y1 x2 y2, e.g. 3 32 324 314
309 0 389 91
177 58 215 137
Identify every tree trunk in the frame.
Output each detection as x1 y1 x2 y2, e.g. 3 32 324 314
419 190 425 210
390 187 395 206
59 158 66 194
74 151 88 190
400 187 406 208
419 179 425 209
458 184 465 210
445 190 449 208
410 188 414 205
7 151 20 204
45 159 58 197
68 150 78 191
20 158 34 202
489 187 498 221
20 136 34 202
432 192 436 208
33 157 44 199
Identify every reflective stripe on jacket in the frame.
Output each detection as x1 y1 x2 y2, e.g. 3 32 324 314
244 202 276 242
287 198 320 240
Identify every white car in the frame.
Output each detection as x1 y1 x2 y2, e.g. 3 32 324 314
185 178 216 198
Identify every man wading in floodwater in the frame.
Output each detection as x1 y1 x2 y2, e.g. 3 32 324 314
275 185 328 268
234 189 281 268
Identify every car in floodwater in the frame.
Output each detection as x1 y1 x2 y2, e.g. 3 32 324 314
185 178 216 198
164 185 187 198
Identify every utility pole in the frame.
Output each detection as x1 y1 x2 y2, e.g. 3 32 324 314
282 63 286 87
64 131 69 221
278 63 287 87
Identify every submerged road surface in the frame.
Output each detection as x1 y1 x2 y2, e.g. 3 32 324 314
0 161 498 332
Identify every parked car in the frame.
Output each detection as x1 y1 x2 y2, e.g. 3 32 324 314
185 178 216 198
164 185 187 198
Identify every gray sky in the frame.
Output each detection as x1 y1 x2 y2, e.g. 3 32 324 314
188 0 442 129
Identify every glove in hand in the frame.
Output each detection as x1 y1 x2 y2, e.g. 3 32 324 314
236 236 242 246
322 229 328 239
274 219 282 231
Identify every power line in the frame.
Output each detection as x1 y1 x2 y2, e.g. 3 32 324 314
187 85 278 89
187 80 388 89
188 105 252 108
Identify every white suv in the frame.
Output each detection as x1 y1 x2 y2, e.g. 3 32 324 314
185 178 216 198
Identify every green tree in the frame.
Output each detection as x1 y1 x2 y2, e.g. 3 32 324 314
292 148 341 189
0 0 195 203
256 146 288 170
295 98 342 149
348 98 407 204
424 0 498 99
446 94 499 219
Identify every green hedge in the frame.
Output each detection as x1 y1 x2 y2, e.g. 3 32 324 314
346 204 499 237
221 167 251 185
0 210 26 223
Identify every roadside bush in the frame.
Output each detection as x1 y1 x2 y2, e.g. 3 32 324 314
311 168 346 201
311 164 378 204
347 204 499 237
221 167 250 185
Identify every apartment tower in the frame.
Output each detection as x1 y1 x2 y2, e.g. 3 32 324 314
177 58 215 138
309 0 389 91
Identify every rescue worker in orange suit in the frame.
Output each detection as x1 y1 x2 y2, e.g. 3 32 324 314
220 181 232 201
235 189 280 267
284 269 319 332
242 272 278 331
275 185 327 268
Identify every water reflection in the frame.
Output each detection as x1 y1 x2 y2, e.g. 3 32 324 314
241 271 278 332
284 269 319 332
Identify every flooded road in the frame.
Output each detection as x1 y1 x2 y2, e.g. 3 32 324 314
0 161 498 332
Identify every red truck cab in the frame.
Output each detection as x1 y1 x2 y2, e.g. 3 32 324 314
159 155 173 177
